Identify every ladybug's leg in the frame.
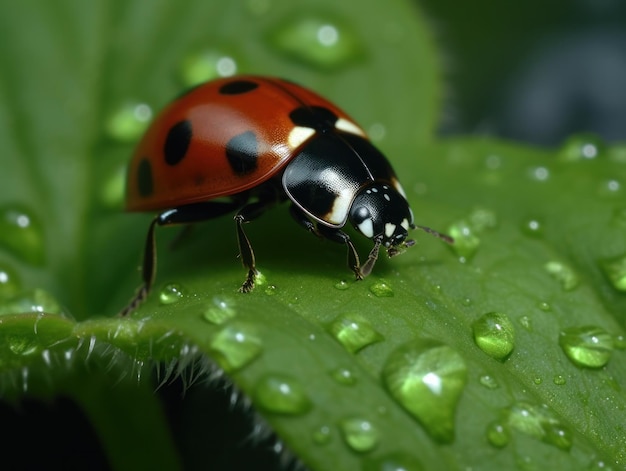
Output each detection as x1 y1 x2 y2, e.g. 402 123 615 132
119 201 242 317
315 224 364 280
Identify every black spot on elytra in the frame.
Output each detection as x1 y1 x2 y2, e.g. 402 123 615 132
289 106 338 132
164 120 192 166
219 80 259 95
137 158 153 197
226 131 259 175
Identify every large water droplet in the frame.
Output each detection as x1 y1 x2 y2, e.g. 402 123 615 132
559 325 613 368
600 254 626 292
8 335 39 356
159 283 185 305
267 14 365 69
544 261 579 291
339 417 379 452
203 296 236 325
506 402 572 450
362 452 424 471
105 102 153 142
447 220 480 262
0 264 21 299
472 312 515 361
0 206 45 265
382 339 467 443
327 313 383 353
209 322 262 372
369 280 394 297
486 421 510 448
254 374 311 415
179 49 239 87
0 289 65 316
559 133 605 161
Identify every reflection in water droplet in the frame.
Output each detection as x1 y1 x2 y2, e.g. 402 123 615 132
334 280 350 290
559 325 614 368
159 283 185 305
327 313 383 353
179 49 239 86
330 367 357 385
339 417 379 452
209 322 262 372
486 421 510 448
479 374 499 390
369 280 394 297
472 312 515 361
267 14 365 69
362 452 424 471
600 254 626 292
0 206 45 266
105 102 152 142
0 289 65 316
382 339 467 443
203 296 237 325
544 261 579 291
506 402 572 450
0 264 21 299
254 374 311 415
559 133 605 161
312 424 332 445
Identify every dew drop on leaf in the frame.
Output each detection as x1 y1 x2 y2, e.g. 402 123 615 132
478 374 499 390
178 49 239 86
264 284 277 296
518 315 533 332
0 206 45 266
505 401 572 450
203 296 237 325
0 263 21 299
254 374 312 415
559 325 614 368
8 336 39 356
599 253 626 292
486 421 510 448
159 283 185 305
209 322 262 373
369 280 394 297
312 424 332 445
330 367 357 386
447 220 480 262
521 217 544 237
339 417 379 453
559 133 605 161
0 289 65 316
327 313 383 353
105 102 152 142
538 301 552 311
334 280 350 290
382 339 467 443
553 374 566 385
362 452 424 471
544 261 580 291
472 312 515 361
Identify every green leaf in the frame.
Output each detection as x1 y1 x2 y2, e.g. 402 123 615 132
2 1 626 470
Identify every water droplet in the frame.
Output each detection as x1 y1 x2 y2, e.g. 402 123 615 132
105 102 152 142
559 325 614 368
521 218 544 237
203 296 236 325
339 418 379 452
600 254 626 292
264 284 277 296
267 14 365 69
312 424 332 445
538 301 552 311
0 264 21 299
254 374 311 415
486 421 510 448
382 339 467 443
472 312 515 361
559 133 605 161
369 280 394 297
209 322 262 372
553 374 566 385
506 401 572 450
588 459 615 471
368 123 386 142
533 376 543 385
0 206 45 265
334 280 350 290
0 289 65 316
529 166 550 181
330 367 357 385
468 207 497 232
598 179 622 197
461 297 472 307
479 374 499 390
179 49 239 86
613 334 626 350
518 315 533 331
447 220 480 262
544 261 579 291
8 336 39 356
362 452 424 471
327 313 383 353
159 283 185 305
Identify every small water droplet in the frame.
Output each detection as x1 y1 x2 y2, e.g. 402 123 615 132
203 296 236 325
472 312 515 361
529 166 550 181
362 452 424 471
209 322 262 372
598 179 622 197
588 459 615 471
506 401 572 450
179 49 239 86
0 264 21 299
538 301 551 312
327 313 383 353
613 334 626 350
486 421 510 448
521 218 544 237
334 280 350 290
330 367 357 385
447 220 480 262
468 207 498 232
518 315 533 331
264 284 277 296
369 280 394 297
461 297 472 307
559 133 605 161
254 374 311 415
600 254 626 292
0 206 45 265
479 374 499 390
267 14 365 69
312 424 332 445
159 283 185 305
559 325 614 368
553 374 566 385
544 261 579 291
105 102 153 142
382 339 467 443
339 417 379 452
0 289 65 316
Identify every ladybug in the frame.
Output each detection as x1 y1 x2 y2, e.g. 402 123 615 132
121 75 452 315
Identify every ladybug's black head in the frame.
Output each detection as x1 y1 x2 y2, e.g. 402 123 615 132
348 183 416 255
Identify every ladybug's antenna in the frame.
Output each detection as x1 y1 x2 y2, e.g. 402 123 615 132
415 225 454 244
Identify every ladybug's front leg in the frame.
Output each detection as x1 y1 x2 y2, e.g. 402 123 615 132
315 224 364 280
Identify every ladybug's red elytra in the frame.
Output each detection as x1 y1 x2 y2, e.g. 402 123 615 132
121 75 452 316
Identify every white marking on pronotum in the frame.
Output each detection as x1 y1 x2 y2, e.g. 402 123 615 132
385 223 396 238
401 218 409 230
336 118 366 136
358 218 374 238
288 126 316 149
